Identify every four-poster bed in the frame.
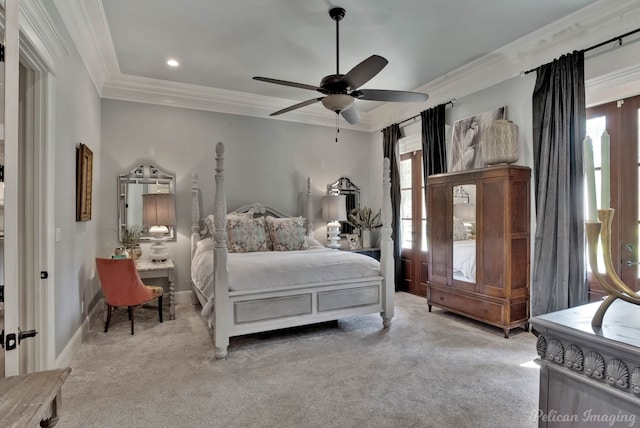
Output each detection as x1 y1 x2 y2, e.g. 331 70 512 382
190 142 395 359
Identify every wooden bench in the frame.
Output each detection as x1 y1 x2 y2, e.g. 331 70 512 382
0 368 71 427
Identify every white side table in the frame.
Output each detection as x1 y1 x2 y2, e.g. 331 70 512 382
136 258 176 320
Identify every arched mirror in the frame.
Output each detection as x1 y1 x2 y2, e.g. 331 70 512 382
327 177 360 235
452 184 476 283
118 164 176 242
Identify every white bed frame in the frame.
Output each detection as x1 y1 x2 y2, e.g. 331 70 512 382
191 142 394 359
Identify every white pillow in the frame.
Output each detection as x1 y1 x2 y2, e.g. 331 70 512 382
453 216 469 241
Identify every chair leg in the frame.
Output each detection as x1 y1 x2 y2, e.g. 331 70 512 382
129 306 134 335
105 305 112 333
158 295 163 323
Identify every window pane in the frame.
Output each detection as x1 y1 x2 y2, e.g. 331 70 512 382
401 189 412 219
586 116 606 168
401 219 413 249
400 158 412 188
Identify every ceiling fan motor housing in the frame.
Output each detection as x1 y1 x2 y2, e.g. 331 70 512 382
319 74 350 94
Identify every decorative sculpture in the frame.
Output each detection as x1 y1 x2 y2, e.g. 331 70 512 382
585 209 640 327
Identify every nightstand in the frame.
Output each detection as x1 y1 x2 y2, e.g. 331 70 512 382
136 258 176 320
346 248 380 261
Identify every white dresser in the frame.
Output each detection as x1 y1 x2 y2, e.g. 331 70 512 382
530 299 640 427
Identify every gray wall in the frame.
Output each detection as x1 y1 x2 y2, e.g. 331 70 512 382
99 100 374 294
46 5 103 357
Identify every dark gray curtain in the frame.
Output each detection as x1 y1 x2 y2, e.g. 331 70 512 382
531 51 587 316
383 124 402 291
421 104 448 186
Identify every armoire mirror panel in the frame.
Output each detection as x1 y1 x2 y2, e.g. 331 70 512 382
452 184 477 283
118 164 176 242
327 177 360 235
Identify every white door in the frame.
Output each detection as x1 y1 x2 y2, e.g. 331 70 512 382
2 0 22 376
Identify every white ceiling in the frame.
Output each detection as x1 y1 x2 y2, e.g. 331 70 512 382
53 0 640 130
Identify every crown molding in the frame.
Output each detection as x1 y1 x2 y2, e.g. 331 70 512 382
56 0 640 132
18 1 68 70
368 0 640 130
53 0 119 96
102 73 372 131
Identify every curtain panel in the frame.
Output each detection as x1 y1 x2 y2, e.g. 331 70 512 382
383 124 403 291
421 103 448 188
531 51 587 316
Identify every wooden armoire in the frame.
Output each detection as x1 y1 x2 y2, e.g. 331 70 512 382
427 165 530 337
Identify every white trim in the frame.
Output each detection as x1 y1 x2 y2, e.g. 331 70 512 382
54 299 102 369
102 73 371 131
53 0 119 95
19 0 68 70
174 290 194 306
55 0 640 131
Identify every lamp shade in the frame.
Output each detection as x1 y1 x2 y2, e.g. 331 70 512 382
322 195 347 221
142 193 176 227
321 94 354 113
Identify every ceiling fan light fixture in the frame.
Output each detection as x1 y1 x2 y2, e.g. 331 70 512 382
321 94 354 113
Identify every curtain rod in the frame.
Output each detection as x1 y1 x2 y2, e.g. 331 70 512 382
396 99 456 128
523 27 640 75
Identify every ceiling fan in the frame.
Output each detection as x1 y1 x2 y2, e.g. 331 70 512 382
253 7 429 124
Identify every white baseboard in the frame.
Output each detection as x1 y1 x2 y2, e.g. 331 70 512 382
174 290 195 306
55 298 104 368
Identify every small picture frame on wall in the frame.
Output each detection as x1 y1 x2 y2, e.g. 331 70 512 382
347 234 361 250
76 143 93 221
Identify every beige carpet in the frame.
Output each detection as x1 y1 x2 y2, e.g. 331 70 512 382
58 292 540 428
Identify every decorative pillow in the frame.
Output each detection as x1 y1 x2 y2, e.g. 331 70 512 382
227 216 269 253
453 216 468 241
205 211 253 236
265 216 307 251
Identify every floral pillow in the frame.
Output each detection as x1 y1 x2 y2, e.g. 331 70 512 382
226 216 269 253
453 216 469 241
264 216 306 251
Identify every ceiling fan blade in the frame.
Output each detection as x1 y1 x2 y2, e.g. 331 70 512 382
254 76 323 92
356 89 429 103
341 55 388 90
341 104 360 125
270 97 324 116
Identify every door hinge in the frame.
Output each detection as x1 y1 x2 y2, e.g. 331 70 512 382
40 271 48 279
617 100 624 108
0 284 4 302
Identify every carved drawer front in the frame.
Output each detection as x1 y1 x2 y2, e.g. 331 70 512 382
317 285 379 312
234 294 312 323
430 288 504 324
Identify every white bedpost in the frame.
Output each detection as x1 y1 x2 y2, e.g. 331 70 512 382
213 142 230 359
380 157 395 327
306 177 314 238
190 173 200 261
191 173 201 305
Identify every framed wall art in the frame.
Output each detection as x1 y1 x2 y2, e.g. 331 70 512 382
347 233 361 250
76 143 93 221
449 106 506 172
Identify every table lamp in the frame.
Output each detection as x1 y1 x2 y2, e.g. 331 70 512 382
142 193 176 262
322 194 347 249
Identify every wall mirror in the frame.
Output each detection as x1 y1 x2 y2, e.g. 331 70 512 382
327 177 360 235
452 184 476 283
118 164 176 242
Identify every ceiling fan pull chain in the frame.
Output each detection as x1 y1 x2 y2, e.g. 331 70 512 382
335 114 340 143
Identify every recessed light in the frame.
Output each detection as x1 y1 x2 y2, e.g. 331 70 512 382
167 59 179 67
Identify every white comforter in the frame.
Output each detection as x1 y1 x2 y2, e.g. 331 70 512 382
452 239 476 282
191 238 381 301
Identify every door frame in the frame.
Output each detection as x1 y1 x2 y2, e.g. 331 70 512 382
3 2 57 375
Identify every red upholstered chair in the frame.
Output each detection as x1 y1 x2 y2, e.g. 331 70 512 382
95 258 164 335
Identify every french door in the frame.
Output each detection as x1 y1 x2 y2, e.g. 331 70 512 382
586 95 640 300
399 151 428 296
